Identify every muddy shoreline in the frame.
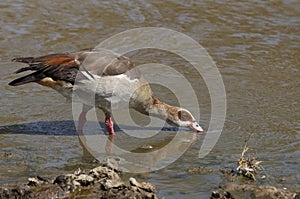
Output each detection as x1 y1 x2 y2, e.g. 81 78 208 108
0 161 158 199
1 138 299 199
1 163 299 199
0 137 298 199
187 166 299 199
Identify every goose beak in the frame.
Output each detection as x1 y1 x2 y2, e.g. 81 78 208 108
190 122 204 133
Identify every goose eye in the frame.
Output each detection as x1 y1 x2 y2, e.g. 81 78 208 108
191 122 204 132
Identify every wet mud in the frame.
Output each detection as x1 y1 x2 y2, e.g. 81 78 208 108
188 138 300 199
0 162 157 199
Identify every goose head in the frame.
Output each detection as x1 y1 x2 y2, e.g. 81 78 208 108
166 108 204 133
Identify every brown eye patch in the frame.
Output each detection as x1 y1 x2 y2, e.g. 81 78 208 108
178 110 192 121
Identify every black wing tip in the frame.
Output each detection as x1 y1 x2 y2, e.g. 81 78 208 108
11 57 34 63
8 78 34 86
8 73 38 86
8 80 19 86
8 76 31 86
14 67 31 74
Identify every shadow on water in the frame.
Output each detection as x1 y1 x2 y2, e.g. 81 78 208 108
0 120 189 155
0 120 181 136
0 121 77 136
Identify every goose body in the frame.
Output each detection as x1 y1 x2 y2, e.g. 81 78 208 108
9 48 204 134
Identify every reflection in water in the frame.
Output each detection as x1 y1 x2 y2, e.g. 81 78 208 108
1 0 299 198
82 131 197 173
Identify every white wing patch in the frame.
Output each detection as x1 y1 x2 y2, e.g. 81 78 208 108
74 72 140 110
80 71 95 80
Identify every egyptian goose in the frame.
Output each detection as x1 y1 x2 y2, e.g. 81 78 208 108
9 48 204 135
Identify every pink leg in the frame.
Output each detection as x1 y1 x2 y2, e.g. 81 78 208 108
105 114 115 135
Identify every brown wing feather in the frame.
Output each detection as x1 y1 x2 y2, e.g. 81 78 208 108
9 53 80 86
36 54 75 66
9 48 136 86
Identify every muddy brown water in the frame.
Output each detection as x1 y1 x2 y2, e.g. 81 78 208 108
0 1 299 198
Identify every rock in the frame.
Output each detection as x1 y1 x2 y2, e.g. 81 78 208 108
129 177 156 193
129 177 138 186
53 175 67 185
216 181 298 199
75 174 94 186
210 191 235 199
90 165 121 182
0 164 158 199
28 178 41 187
72 180 81 187
74 167 82 175
102 179 125 190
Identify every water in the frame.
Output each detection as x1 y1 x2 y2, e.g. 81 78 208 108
0 1 299 198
